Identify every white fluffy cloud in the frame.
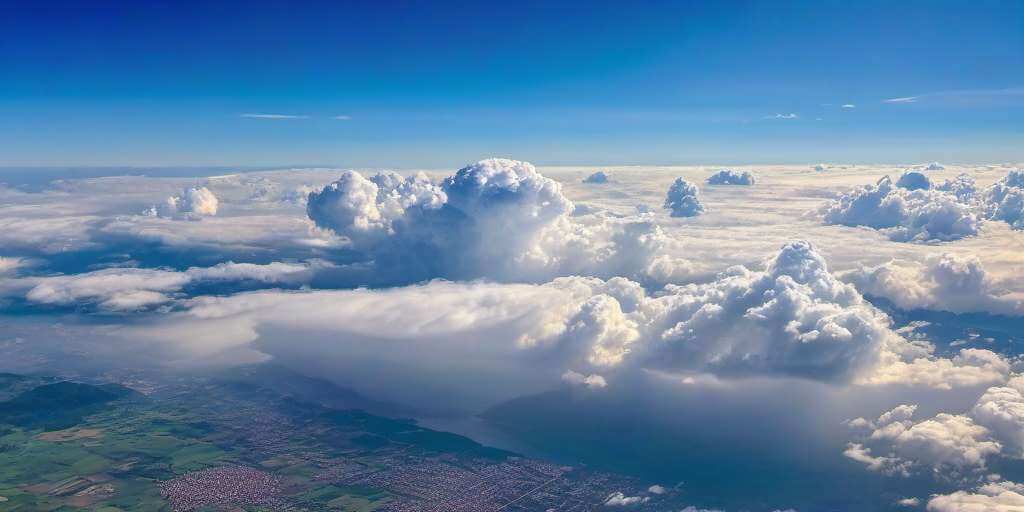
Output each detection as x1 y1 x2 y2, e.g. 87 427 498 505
155 186 220 218
927 480 1024 511
846 376 1024 479
561 370 608 389
306 159 691 285
935 174 978 203
308 170 447 245
604 492 649 506
843 253 1023 315
647 240 891 381
664 178 705 217
822 176 980 242
896 497 920 507
706 169 756 186
824 169 1021 241
982 170 1024 230
971 377 1024 458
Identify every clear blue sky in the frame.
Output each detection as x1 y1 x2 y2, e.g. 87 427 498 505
1 0 1021 167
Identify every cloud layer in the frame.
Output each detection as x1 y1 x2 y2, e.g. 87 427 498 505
11 261 319 311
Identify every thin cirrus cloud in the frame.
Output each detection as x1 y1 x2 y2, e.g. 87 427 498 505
238 113 352 120
240 113 310 119
841 104 856 109
765 113 799 119
883 88 1024 106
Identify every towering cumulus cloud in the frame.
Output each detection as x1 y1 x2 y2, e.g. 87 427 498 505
663 178 705 217
306 159 689 284
822 176 979 242
647 241 899 381
706 169 756 185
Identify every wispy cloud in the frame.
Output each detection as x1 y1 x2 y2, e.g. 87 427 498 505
884 87 1024 107
240 113 309 119
765 113 799 119
332 115 352 120
841 104 856 109
883 96 918 104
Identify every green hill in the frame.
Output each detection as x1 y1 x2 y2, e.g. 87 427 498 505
0 381 137 431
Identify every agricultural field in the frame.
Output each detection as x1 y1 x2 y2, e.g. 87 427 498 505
0 367 671 511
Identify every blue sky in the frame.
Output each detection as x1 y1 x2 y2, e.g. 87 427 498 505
1 0 1022 167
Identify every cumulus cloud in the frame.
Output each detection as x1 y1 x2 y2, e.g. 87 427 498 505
924 162 946 171
897 171 932 191
604 492 649 506
825 169 1022 240
583 171 611 184
154 186 220 219
814 164 829 172
862 348 1010 391
306 159 691 285
927 480 1024 511
895 497 920 507
842 253 1023 316
846 376 1024 480
971 377 1024 458
561 370 608 389
935 174 978 203
982 170 1024 230
307 170 447 246
843 442 914 477
822 176 979 242
664 178 705 217
706 169 756 186
648 240 893 381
